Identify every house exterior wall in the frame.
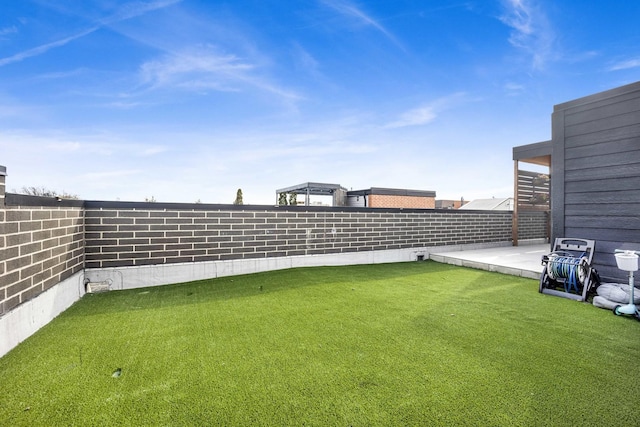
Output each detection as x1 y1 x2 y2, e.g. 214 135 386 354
551 81 640 281
367 194 435 209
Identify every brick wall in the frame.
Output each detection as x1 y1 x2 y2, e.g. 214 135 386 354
0 166 546 358
368 195 436 209
0 193 84 315
0 178 546 319
0 171 5 307
518 210 548 242
83 201 512 269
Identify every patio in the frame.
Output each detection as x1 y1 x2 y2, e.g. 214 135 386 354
430 243 549 280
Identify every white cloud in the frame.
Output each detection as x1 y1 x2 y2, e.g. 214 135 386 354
3 131 168 159
0 99 36 118
320 0 405 51
103 0 182 25
0 27 99 67
140 146 169 156
499 0 555 70
385 107 437 129
237 139 376 164
103 100 148 109
0 0 182 67
34 68 89 80
384 92 469 129
608 58 640 71
0 25 18 37
140 47 253 89
138 45 301 101
504 81 525 95
79 169 141 181
291 42 322 78
46 141 82 152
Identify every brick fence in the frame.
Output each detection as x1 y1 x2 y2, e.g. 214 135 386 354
83 201 513 269
0 190 84 317
1 168 550 358
517 210 549 242
0 174 546 321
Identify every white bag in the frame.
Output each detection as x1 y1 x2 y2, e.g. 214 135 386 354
596 282 640 304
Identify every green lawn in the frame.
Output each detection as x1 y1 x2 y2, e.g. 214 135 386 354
1 261 639 426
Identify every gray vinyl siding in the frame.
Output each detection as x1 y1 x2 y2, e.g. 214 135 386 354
552 81 640 281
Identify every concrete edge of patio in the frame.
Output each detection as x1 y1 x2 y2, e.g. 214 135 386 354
429 242 549 281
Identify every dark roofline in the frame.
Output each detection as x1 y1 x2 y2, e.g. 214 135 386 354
347 187 436 198
513 140 552 167
5 193 85 208
275 182 347 195
513 140 551 160
5 193 512 214
554 80 640 111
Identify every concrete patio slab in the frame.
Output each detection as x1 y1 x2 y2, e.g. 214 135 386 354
429 243 550 280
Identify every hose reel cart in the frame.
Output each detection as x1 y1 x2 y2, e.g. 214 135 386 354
539 238 597 302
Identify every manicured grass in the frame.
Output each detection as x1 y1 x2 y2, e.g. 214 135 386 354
1 261 639 426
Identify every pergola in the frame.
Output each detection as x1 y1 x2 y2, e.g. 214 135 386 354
512 141 552 246
275 182 347 206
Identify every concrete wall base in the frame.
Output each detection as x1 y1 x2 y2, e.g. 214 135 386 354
0 271 85 358
84 243 509 291
83 248 424 291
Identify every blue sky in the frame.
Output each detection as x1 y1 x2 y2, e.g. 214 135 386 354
1 0 639 204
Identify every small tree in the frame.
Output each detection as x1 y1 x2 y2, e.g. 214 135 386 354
288 192 297 205
278 193 288 205
234 189 244 205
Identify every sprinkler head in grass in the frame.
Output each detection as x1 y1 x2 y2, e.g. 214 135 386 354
112 368 122 378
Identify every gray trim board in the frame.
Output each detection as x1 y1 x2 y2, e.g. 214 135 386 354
550 109 565 246
554 81 640 111
512 140 552 161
